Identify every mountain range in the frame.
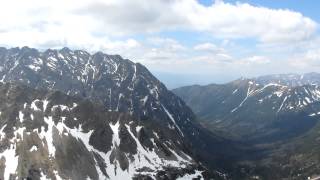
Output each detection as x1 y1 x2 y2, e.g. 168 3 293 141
173 73 320 179
1 46 320 179
0 46 246 180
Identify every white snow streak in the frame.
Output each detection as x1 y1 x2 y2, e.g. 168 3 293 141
161 105 184 137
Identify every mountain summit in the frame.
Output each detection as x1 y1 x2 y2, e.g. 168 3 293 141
0 47 238 179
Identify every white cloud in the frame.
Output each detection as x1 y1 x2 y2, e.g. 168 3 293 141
290 49 320 69
77 0 317 43
305 49 320 61
0 0 317 49
177 1 317 43
216 53 233 60
240 56 271 65
147 37 186 52
77 0 187 35
194 43 224 52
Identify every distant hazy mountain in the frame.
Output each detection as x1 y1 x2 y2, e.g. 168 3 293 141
173 74 320 140
173 73 320 179
256 73 320 87
153 72 237 89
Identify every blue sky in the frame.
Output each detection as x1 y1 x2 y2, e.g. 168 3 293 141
0 0 319 88
201 0 319 18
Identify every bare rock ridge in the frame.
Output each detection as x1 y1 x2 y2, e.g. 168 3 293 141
0 46 237 179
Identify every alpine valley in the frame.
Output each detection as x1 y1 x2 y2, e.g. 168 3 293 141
173 73 320 179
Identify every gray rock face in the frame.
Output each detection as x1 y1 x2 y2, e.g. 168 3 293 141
0 83 206 179
0 47 200 143
0 46 190 125
0 47 233 179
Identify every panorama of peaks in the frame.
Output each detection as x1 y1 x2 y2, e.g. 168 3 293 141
0 46 235 179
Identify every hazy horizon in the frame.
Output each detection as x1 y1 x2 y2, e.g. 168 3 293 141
155 71 320 89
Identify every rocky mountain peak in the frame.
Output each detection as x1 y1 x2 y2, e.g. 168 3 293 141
0 47 233 179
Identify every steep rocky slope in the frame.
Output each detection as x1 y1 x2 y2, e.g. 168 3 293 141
0 46 244 179
0 82 211 179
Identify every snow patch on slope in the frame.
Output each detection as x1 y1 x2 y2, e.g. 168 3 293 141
177 170 204 180
161 105 184 137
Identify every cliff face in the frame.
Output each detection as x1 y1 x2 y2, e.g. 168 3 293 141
0 82 206 179
0 47 236 179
